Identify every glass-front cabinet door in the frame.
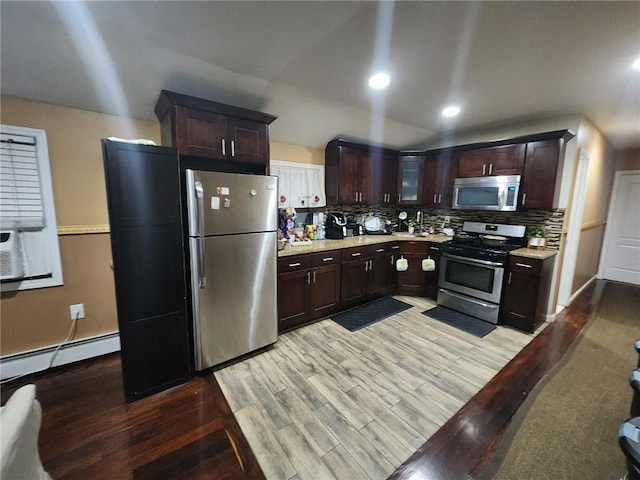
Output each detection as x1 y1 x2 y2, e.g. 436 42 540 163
397 155 425 204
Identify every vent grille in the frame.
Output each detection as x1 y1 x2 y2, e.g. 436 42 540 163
0 230 24 280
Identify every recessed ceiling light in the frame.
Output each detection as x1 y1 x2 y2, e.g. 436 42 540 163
442 106 461 117
633 57 640 70
368 72 390 89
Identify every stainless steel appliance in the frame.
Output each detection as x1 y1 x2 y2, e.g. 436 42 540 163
326 213 347 239
346 219 363 236
452 175 521 211
438 221 526 324
186 169 278 370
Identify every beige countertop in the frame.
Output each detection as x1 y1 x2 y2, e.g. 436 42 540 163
279 234 559 260
278 233 452 257
509 248 558 260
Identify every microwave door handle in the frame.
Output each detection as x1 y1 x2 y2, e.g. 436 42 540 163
498 186 506 209
195 181 206 288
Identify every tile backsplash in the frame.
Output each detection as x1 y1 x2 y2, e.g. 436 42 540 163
315 205 564 250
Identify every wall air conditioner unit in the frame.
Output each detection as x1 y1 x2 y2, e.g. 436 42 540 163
0 230 25 281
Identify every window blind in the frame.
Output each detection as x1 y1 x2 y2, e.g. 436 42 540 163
0 133 44 229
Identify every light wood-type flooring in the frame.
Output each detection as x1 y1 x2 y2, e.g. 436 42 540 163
215 295 542 480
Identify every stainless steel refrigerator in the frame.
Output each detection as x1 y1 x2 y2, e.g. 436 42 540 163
185 169 278 370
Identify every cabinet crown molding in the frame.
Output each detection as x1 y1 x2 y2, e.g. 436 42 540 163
154 89 277 124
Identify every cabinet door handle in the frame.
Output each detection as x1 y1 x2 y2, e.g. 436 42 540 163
433 194 437 203
288 262 301 267
351 252 362 257
364 260 369 271
515 262 532 268
482 164 486 175
376 248 385 253
508 272 512 284
306 271 311 284
368 259 373 270
390 254 395 265
392 245 400 250
355 192 359 201
322 257 334 262
231 140 235 157
398 193 401 202
438 193 442 203
429 247 439 251
359 192 363 202
488 163 493 175
221 139 226 156
510 311 526 318
522 193 527 205
312 270 316 283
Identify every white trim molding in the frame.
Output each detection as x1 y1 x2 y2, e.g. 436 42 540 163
0 332 121 380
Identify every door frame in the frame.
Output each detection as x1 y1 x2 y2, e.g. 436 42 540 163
598 169 640 282
557 148 591 308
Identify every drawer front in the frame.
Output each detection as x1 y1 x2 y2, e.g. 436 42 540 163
399 241 430 254
368 244 389 256
310 251 341 267
341 246 368 262
278 255 311 273
508 256 542 275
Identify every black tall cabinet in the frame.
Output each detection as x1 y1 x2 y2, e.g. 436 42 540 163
102 140 191 402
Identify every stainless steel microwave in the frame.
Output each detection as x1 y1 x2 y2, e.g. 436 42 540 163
452 175 521 211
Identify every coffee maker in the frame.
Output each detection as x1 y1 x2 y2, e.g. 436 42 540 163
326 213 347 239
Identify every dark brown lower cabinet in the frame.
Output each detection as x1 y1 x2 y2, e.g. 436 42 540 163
275 240 451 333
424 244 443 299
102 140 191 402
501 255 555 333
396 241 441 299
387 243 401 294
277 253 341 333
340 245 391 308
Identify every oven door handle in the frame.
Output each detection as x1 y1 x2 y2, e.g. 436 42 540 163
443 252 504 267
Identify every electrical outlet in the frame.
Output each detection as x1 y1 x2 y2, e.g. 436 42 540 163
444 216 451 223
69 303 85 320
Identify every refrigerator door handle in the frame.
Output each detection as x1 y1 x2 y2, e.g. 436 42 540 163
195 181 206 288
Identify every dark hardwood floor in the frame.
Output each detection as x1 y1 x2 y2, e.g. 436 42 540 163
1 280 606 479
1 356 265 479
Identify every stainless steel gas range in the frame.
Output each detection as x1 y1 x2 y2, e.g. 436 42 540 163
437 221 527 324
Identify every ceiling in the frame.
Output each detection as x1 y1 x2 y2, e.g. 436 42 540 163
1 1 639 150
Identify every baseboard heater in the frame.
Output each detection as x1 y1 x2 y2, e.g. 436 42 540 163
0 332 121 381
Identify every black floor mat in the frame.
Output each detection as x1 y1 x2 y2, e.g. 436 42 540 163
422 306 496 338
331 297 413 332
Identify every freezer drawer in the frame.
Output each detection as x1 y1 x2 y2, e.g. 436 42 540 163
190 232 277 370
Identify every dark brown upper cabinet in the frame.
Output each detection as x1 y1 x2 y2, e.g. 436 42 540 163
423 151 455 207
154 90 276 167
457 143 525 177
325 139 397 205
371 151 398 205
520 139 563 209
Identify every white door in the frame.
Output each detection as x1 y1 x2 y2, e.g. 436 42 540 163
601 171 640 285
